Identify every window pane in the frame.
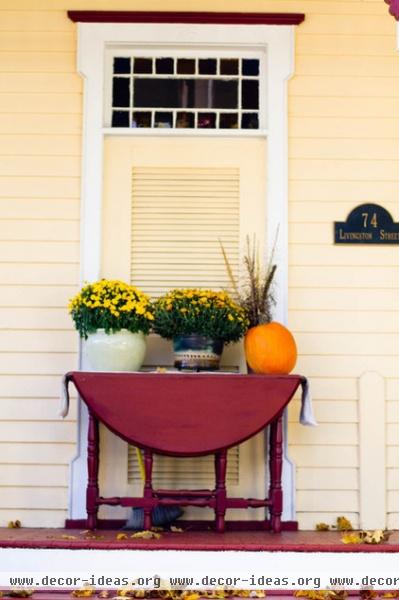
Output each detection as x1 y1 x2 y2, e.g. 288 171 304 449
213 80 238 109
176 112 195 128
199 59 217 75
177 59 196 74
112 110 129 127
220 113 238 129
220 59 239 75
241 80 259 110
241 113 259 129
156 58 174 74
112 78 130 107
113 58 131 74
132 112 152 128
242 59 259 76
154 111 173 128
134 79 180 108
198 113 216 128
133 58 153 74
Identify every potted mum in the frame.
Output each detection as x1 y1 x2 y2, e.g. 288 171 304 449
152 288 249 370
68 279 154 371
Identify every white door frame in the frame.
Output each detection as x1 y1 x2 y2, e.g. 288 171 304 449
69 21 297 522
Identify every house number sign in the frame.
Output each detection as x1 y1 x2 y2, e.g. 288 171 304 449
334 203 399 244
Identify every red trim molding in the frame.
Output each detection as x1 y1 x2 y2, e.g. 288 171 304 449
385 0 399 20
67 11 305 25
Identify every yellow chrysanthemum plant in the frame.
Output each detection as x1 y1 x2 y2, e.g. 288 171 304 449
68 279 154 340
152 288 249 343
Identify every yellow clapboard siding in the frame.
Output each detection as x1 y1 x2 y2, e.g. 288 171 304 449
0 51 75 73
290 138 399 161
0 421 75 443
0 114 81 135
0 487 67 510
0 135 81 156
387 492 399 512
0 442 75 464
387 514 399 530
0 73 81 93
290 76 399 98
289 287 399 310
0 198 79 219
0 285 77 307
291 97 399 119
296 55 399 78
388 447 399 468
0 93 82 118
299 14 392 35
297 491 358 513
0 509 66 527
296 468 358 490
296 34 396 56
0 375 75 398
0 353 77 375
0 11 73 32
288 400 357 423
291 159 399 182
290 445 359 468
288 423 358 446
0 177 80 198
387 425 399 446
290 184 399 204
0 397 77 421
0 263 78 285
297 512 360 530
290 264 399 288
290 117 399 139
0 308 72 329
295 332 399 357
0 156 80 177
0 220 79 240
0 464 69 486
0 31 74 52
0 242 79 262
290 310 399 334
0 331 77 353
302 377 358 401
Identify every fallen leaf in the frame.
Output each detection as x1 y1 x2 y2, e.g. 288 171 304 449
181 594 200 600
359 591 379 600
116 532 128 540
131 530 161 539
61 534 78 540
71 589 95 597
316 522 330 531
341 533 362 544
7 520 21 529
336 516 353 531
98 593 110 598
6 592 33 598
170 526 184 533
359 529 389 544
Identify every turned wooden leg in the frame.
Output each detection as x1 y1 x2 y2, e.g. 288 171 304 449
86 410 99 530
269 412 283 533
215 450 227 533
143 449 154 530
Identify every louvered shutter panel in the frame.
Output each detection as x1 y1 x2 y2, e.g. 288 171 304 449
128 166 241 489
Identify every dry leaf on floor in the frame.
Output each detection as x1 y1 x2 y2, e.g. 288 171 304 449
315 522 330 531
382 593 399 598
61 534 78 540
98 593 110 598
181 594 200 600
170 526 184 533
336 516 353 531
359 529 389 544
71 589 95 597
359 591 380 600
6 592 33 598
116 533 128 540
341 533 362 544
131 530 161 539
7 520 21 529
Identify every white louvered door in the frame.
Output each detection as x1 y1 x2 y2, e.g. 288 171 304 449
99 136 268 521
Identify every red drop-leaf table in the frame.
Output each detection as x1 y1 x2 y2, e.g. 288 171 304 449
64 371 304 533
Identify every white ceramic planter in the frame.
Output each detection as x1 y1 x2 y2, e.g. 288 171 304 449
84 328 146 371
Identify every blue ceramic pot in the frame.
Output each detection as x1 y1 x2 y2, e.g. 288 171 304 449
173 335 224 371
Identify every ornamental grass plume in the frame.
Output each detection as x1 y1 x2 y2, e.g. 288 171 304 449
68 279 154 339
220 235 277 328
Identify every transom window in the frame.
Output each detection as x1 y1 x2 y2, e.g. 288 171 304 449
107 55 262 130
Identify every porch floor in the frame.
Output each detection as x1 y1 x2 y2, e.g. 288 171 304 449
0 527 399 551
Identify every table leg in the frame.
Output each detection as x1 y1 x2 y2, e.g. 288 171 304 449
143 449 153 530
269 412 283 533
87 410 99 530
215 450 227 533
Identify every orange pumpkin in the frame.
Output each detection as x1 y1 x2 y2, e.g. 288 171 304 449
244 321 297 374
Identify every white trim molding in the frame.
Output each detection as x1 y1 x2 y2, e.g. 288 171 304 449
69 21 297 522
